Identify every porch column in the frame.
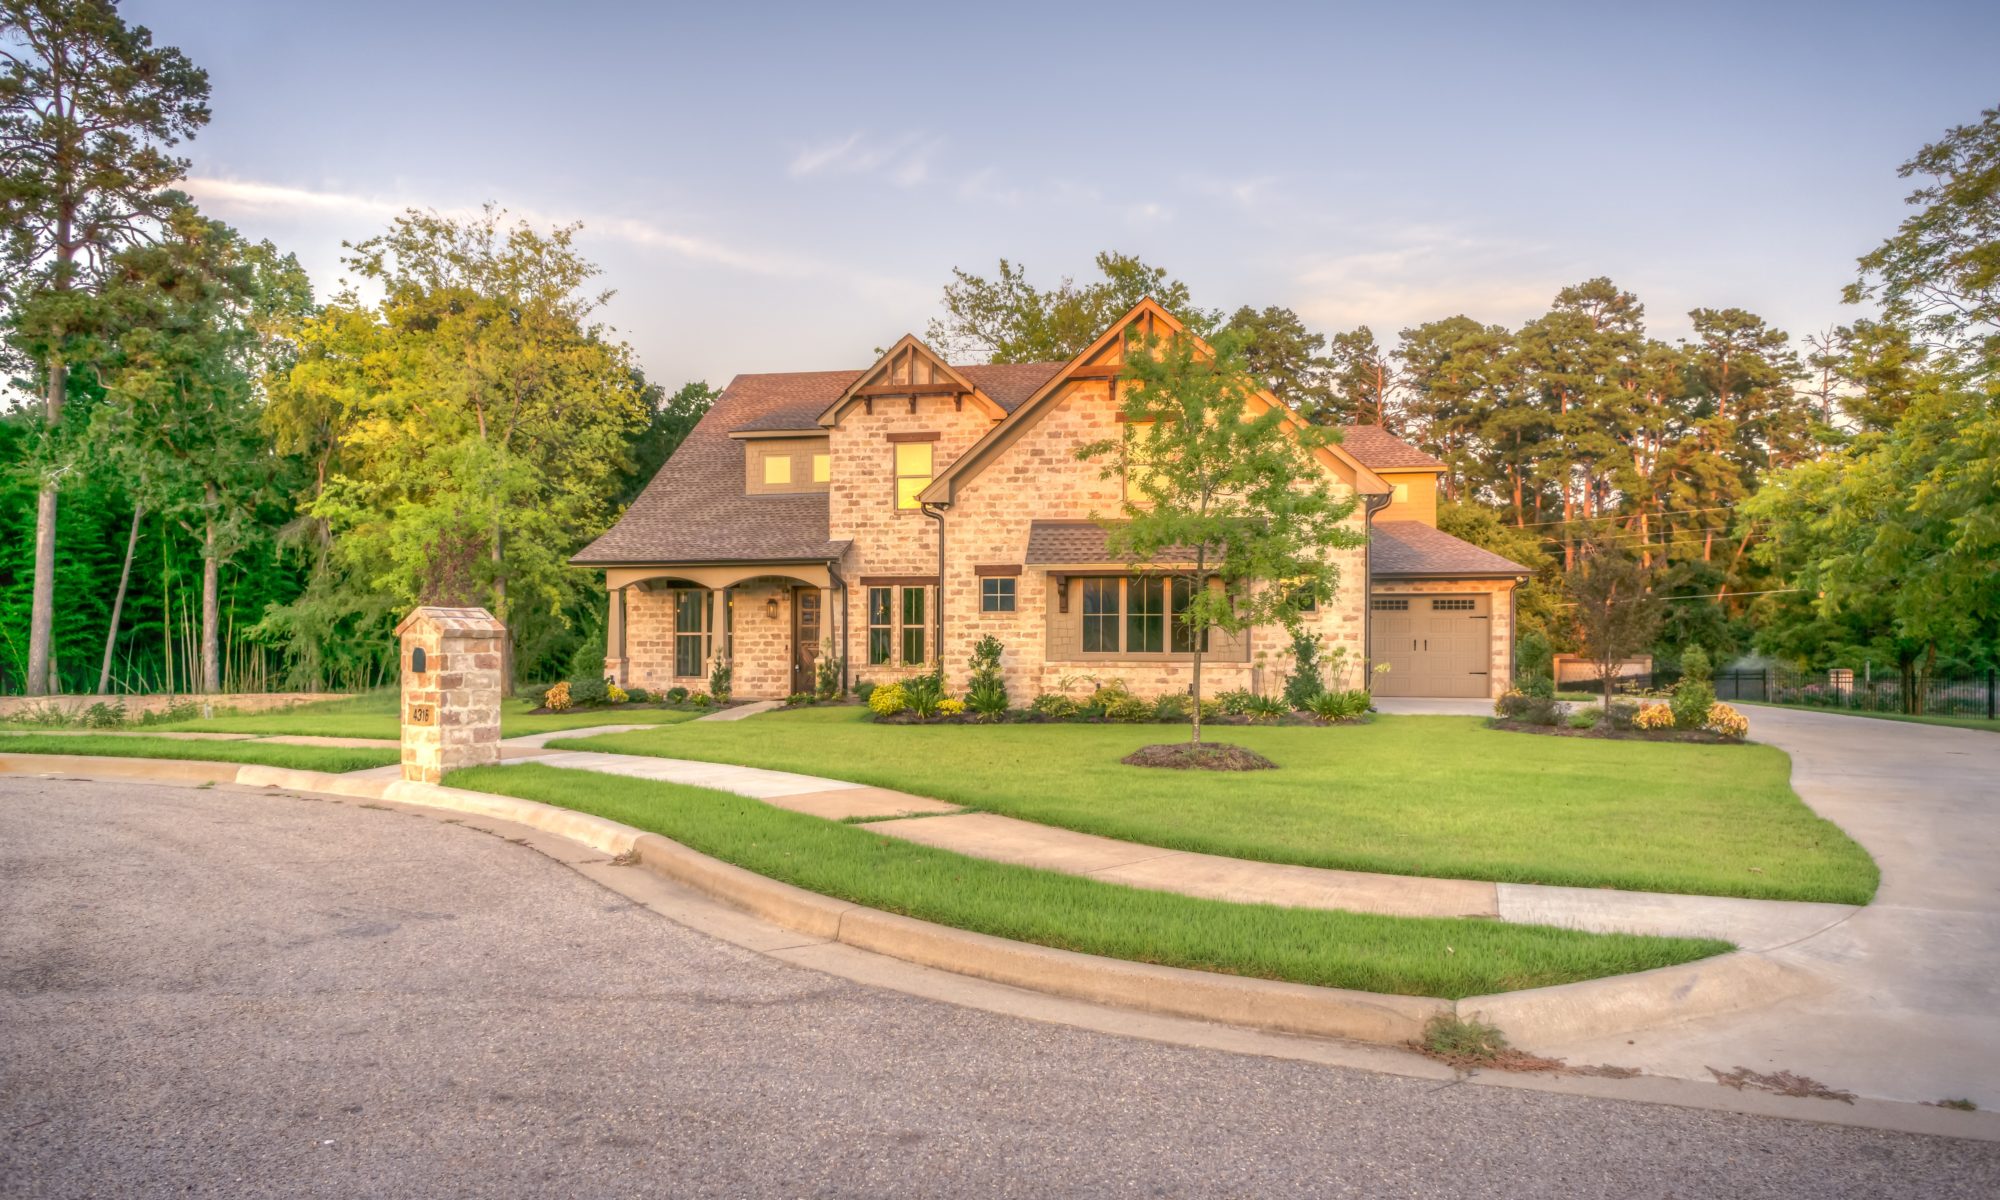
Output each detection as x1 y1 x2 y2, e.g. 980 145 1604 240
720 585 733 666
606 584 627 685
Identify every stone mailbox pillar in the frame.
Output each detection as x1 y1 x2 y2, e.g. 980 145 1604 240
394 606 506 783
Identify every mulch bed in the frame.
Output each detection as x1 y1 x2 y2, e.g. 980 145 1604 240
1120 742 1278 771
874 710 1356 727
1489 718 1741 745
525 700 743 717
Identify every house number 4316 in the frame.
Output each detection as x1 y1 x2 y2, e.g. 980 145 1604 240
407 703 436 725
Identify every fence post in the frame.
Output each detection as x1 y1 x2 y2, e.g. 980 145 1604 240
1988 668 1995 722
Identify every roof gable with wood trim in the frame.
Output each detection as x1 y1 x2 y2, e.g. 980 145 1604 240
917 298 1390 505
818 334 1007 426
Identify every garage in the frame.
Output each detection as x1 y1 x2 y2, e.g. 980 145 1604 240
1369 593 1492 698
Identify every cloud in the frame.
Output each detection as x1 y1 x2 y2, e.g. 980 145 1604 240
1288 223 1564 333
786 132 943 187
184 176 817 277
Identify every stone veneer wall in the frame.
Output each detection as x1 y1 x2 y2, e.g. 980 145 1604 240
397 611 503 784
1367 578 1518 699
615 577 818 699
0 691 349 718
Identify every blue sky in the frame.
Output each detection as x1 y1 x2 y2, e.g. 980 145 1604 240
157 0 2000 389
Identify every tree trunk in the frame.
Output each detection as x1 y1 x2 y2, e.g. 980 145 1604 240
26 360 66 695
201 482 221 694
97 506 143 695
492 524 514 696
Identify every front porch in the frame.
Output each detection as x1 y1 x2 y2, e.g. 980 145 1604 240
603 564 847 700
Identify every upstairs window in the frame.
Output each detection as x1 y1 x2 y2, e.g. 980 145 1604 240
895 442 933 510
762 456 792 485
813 452 830 483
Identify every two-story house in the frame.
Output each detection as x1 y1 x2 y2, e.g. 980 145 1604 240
574 300 1528 701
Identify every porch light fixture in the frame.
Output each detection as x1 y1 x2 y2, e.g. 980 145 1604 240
765 598 780 619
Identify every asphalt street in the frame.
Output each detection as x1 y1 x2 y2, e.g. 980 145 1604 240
3 775 1996 1199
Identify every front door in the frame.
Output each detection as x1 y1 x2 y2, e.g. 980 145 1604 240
791 587 821 695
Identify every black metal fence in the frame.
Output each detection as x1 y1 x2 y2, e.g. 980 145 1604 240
1764 668 1999 720
1714 670 1767 702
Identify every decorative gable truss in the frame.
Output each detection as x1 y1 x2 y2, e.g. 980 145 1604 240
818 335 1008 426
918 298 1392 506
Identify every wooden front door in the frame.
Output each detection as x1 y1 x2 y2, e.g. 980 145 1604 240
791 587 821 695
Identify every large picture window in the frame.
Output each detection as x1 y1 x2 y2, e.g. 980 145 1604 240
674 590 707 677
1127 577 1165 653
868 587 893 665
1072 576 1209 658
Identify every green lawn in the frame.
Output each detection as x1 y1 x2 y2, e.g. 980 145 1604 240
1743 701 2000 734
117 690 703 739
553 710 1879 905
451 762 1731 999
0 733 397 773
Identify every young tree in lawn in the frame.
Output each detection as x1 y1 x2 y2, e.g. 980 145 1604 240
0 0 209 694
1079 323 1364 746
1565 541 1665 710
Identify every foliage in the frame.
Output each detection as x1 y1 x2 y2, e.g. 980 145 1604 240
1568 707 1602 730
625 687 649 704
1281 629 1326 710
1103 694 1153 723
1633 702 1677 731
1304 689 1370 722
905 666 946 718
964 633 1006 719
567 674 608 707
1517 673 1555 700
1669 676 1717 730
1704 702 1749 740
706 659 732 705
0 733 393 772
936 698 966 717
604 683 627 705
925 252 1218 363
1566 543 1664 709
852 680 876 704
1151 692 1190 722
1420 1014 1511 1063
690 691 712 708
1244 694 1288 723
867 682 908 717
785 691 816 707
1679 644 1713 684
815 639 843 700
1213 688 1256 715
1494 689 1566 726
1029 692 1078 718
540 680 572 712
665 686 689 704
1080 322 1364 743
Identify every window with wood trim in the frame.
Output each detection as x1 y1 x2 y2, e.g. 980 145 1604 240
1067 576 1212 659
762 455 791 485
868 587 893 665
674 590 707 677
980 577 1016 613
744 437 830 495
894 441 932 510
900 586 927 664
1081 578 1120 652
812 452 830 483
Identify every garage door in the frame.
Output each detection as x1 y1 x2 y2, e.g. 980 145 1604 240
1369 594 1491 698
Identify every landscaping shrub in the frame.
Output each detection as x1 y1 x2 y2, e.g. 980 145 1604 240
567 675 609 707
1705 702 1749 740
708 660 733 705
1152 692 1190 722
1605 699 1640 731
815 642 845 700
83 701 127 729
605 683 629 705
1517 673 1555 700
905 669 946 719
785 692 817 707
1214 688 1256 716
1244 694 1288 723
135 700 200 726
1030 692 1078 718
1281 629 1326 710
965 635 1008 721
937 698 967 717
666 686 690 704
1515 628 1554 680
1633 702 1676 731
854 680 876 704
1568 707 1601 730
1670 676 1716 730
542 681 574 712
567 642 606 683
1305 689 1369 722
1680 644 1713 685
690 692 713 709
868 683 909 717
1105 694 1154 723
626 687 651 704
1494 689 1566 726
1197 698 1223 722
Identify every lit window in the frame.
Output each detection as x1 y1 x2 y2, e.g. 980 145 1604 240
981 577 1016 613
895 442 933 510
812 453 830 483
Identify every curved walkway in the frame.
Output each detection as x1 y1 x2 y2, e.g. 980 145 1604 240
503 742 1856 951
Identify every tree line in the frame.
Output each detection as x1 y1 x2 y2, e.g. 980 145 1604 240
0 0 708 695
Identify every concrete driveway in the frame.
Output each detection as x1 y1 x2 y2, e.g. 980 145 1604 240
5 776 1996 1198
1536 706 2000 1108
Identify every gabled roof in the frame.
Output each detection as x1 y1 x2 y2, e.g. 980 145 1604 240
1370 521 1529 578
820 335 1006 426
1339 425 1447 471
919 298 1391 505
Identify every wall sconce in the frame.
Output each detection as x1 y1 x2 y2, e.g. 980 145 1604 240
765 598 780 619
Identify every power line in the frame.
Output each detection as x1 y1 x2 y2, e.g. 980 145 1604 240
1494 502 1746 530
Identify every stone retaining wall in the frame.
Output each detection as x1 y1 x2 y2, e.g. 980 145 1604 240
0 691 350 719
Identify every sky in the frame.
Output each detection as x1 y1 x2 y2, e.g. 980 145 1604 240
153 0 2000 390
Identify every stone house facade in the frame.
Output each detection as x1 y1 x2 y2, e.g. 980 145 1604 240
574 300 1528 701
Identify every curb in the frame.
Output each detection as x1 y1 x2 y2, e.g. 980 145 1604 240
1 752 1818 1049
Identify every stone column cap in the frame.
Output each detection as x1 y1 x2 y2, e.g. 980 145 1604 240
394 606 508 637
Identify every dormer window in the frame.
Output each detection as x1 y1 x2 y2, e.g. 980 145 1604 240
742 436 831 495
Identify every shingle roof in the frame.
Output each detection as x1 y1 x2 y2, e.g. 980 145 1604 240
1369 521 1528 577
1338 425 1446 470
1023 521 1204 565
573 362 1064 566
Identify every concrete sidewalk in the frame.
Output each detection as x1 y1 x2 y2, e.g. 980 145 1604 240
487 741 1857 949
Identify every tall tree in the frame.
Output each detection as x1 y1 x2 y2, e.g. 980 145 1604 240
925 252 1219 363
0 0 209 694
1324 326 1397 426
1220 304 1335 418
1079 325 1363 745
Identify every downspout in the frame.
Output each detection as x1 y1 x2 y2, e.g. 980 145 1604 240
1360 490 1393 692
827 557 850 695
921 501 949 673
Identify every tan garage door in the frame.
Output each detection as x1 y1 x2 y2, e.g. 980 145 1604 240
1369 593 1491 698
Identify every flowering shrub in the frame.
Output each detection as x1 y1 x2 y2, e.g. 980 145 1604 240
1633 702 1676 731
868 683 909 717
606 684 628 705
1030 693 1078 718
1494 688 1523 718
1669 676 1716 730
937 698 966 717
1705 702 1749 740
542 681 573 712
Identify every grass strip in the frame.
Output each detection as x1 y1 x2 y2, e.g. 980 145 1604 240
1741 701 1999 734
551 710 1879 905
0 733 397 773
107 690 704 739
450 762 1732 1000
